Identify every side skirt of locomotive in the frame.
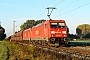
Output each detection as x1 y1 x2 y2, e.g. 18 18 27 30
31 38 48 46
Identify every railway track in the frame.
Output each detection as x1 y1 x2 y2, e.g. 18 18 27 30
34 46 90 60
17 41 90 60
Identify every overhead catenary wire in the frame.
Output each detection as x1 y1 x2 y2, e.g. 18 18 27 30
55 0 79 14
54 0 65 7
34 11 46 19
52 0 79 19
34 0 65 19
54 2 90 18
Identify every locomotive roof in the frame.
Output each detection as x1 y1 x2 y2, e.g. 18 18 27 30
24 29 29 31
31 20 66 28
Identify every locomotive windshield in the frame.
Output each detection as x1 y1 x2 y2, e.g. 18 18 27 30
50 22 65 28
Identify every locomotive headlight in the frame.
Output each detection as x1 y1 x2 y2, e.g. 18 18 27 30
51 31 55 34
62 31 66 34
52 35 54 37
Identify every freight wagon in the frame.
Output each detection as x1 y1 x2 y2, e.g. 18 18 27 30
10 31 23 42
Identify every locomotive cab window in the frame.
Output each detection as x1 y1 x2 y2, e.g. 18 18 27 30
58 23 65 28
50 23 58 28
50 22 65 28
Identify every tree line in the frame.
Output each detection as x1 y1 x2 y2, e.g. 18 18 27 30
76 24 90 38
69 24 90 39
20 19 46 30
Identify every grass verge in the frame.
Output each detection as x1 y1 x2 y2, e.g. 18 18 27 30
0 41 8 60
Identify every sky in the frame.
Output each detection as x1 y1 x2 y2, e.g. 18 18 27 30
0 0 90 37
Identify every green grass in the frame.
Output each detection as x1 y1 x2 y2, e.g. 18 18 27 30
4 41 34 60
68 39 90 46
0 39 34 60
0 41 8 60
69 40 90 42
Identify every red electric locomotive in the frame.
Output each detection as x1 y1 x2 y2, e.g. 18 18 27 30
30 20 68 46
10 7 69 46
10 20 68 46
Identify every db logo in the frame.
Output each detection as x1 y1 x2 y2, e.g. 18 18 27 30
35 31 39 35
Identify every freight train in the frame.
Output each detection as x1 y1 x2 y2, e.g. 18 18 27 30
10 20 69 46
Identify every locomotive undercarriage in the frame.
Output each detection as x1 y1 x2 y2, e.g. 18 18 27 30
49 38 68 46
31 40 48 46
11 38 67 47
30 38 68 47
